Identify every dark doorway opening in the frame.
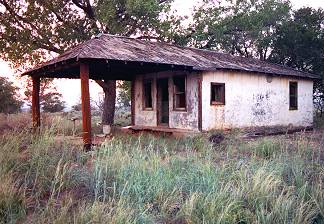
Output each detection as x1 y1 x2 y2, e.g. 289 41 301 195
157 78 169 126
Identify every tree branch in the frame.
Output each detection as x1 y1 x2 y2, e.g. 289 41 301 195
0 0 39 31
34 42 63 54
71 0 95 20
95 80 109 90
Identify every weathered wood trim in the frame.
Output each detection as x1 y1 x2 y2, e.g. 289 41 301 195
142 78 154 110
289 81 298 110
198 73 203 131
80 63 92 150
142 70 189 79
172 75 187 112
210 82 226 106
131 78 136 126
32 76 40 130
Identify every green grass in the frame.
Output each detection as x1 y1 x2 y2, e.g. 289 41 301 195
0 114 323 223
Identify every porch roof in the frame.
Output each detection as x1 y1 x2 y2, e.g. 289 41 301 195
22 34 319 80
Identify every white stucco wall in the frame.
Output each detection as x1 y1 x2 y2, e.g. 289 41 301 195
133 72 200 130
201 71 314 131
169 74 199 130
134 75 157 127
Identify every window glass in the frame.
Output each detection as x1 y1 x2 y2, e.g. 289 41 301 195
143 79 152 109
289 82 298 110
173 76 186 110
211 83 225 105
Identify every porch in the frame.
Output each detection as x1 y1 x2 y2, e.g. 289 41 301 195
23 35 196 149
123 125 199 137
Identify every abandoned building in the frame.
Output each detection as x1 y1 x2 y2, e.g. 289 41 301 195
23 34 319 146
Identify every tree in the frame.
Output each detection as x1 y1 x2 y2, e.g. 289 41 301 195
41 92 65 113
270 8 324 73
0 76 23 113
117 81 131 109
0 0 178 126
24 77 65 112
270 7 324 114
71 102 82 112
190 0 291 60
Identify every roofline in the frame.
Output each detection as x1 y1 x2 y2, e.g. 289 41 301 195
21 57 321 81
100 34 321 80
21 34 321 80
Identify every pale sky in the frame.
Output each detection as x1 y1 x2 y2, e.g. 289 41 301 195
0 0 322 108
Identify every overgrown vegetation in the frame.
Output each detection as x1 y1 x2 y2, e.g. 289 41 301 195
0 114 323 223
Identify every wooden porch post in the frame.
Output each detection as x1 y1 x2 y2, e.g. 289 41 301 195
131 79 135 126
80 63 92 150
32 76 40 130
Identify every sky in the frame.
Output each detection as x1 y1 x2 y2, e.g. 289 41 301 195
0 0 323 108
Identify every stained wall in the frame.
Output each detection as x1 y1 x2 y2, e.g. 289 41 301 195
201 71 314 131
133 71 200 130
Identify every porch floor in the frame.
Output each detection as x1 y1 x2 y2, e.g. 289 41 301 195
122 125 199 136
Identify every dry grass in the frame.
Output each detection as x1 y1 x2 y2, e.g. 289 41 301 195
0 113 323 223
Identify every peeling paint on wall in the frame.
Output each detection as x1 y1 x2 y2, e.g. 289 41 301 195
134 76 157 127
201 71 314 131
133 71 199 130
134 70 314 131
251 91 274 124
169 74 199 130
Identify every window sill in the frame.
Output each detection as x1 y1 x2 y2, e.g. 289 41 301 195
211 102 225 106
289 108 298 111
173 108 187 112
143 108 154 111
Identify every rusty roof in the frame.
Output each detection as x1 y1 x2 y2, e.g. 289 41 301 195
23 34 319 79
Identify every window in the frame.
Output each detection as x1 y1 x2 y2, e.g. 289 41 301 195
211 83 225 105
173 76 186 110
289 82 298 110
143 79 153 109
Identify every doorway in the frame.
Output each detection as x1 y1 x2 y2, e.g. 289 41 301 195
157 78 169 126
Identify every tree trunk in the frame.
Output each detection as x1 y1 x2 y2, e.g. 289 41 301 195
101 80 116 125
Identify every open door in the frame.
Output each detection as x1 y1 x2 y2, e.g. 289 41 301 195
157 78 169 126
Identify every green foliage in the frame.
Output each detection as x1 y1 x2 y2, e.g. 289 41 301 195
41 92 65 113
270 7 324 74
191 0 291 60
95 0 172 36
117 81 131 108
0 77 22 114
0 0 177 67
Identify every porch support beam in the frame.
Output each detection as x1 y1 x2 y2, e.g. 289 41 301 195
32 76 40 130
80 63 92 150
131 79 135 126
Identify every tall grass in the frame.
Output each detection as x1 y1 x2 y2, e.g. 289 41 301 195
0 115 323 223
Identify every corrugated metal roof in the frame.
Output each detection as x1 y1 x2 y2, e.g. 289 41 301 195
23 34 320 79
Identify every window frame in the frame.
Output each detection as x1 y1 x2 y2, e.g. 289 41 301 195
289 81 298 111
142 78 153 110
210 82 225 106
173 75 187 111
